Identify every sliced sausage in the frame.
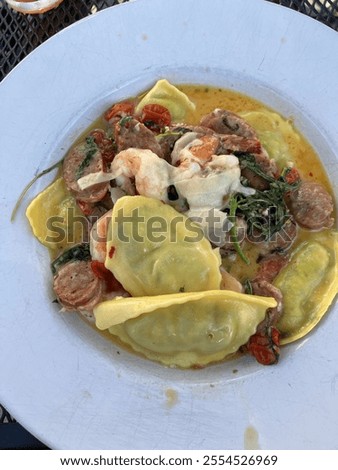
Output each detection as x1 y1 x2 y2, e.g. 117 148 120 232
243 280 282 365
200 109 257 139
63 134 109 203
241 167 269 191
158 131 187 163
53 260 105 312
286 181 334 230
251 280 283 330
158 123 261 164
254 253 289 284
76 192 114 222
114 117 164 157
156 126 204 163
217 135 262 155
239 149 279 191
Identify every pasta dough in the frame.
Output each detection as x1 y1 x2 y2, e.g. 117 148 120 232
135 78 196 121
94 290 277 368
274 234 338 344
105 196 222 296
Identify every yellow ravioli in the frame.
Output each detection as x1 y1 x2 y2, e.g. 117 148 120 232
240 110 299 168
135 79 196 121
274 233 338 344
105 196 222 296
26 177 85 251
94 290 277 368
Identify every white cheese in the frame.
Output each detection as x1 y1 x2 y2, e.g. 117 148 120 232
76 145 255 248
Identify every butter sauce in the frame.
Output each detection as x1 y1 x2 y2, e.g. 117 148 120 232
27 83 337 367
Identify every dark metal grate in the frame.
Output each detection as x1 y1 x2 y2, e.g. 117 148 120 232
0 404 16 423
0 0 129 81
275 0 338 28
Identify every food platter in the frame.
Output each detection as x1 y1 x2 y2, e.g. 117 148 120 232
0 0 337 450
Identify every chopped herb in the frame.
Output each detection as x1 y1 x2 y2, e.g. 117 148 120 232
155 130 183 141
235 152 300 191
244 279 253 295
231 154 300 240
179 286 185 292
234 152 275 183
51 243 91 275
234 182 295 240
142 120 162 132
119 115 133 127
229 196 250 265
75 136 98 180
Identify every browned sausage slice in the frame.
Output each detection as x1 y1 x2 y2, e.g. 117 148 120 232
114 117 164 157
63 134 109 203
251 280 283 330
242 280 283 365
217 135 262 155
286 181 334 230
254 254 289 284
53 260 104 312
200 109 257 139
159 126 261 163
239 150 279 191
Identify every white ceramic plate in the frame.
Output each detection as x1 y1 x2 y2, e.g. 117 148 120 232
0 0 337 450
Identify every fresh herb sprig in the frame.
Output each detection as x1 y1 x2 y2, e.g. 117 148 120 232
227 153 300 257
235 152 300 192
244 279 253 295
155 130 183 141
234 152 275 182
51 243 91 275
233 167 299 241
75 136 98 180
119 115 133 127
229 196 250 265
11 158 63 222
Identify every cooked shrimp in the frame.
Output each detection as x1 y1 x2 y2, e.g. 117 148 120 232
111 148 172 199
171 133 219 166
90 209 113 263
110 148 199 203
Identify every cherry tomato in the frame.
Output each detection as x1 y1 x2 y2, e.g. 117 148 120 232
89 129 115 162
247 327 280 365
140 104 171 131
285 167 300 184
90 260 124 292
77 200 94 216
104 101 135 121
